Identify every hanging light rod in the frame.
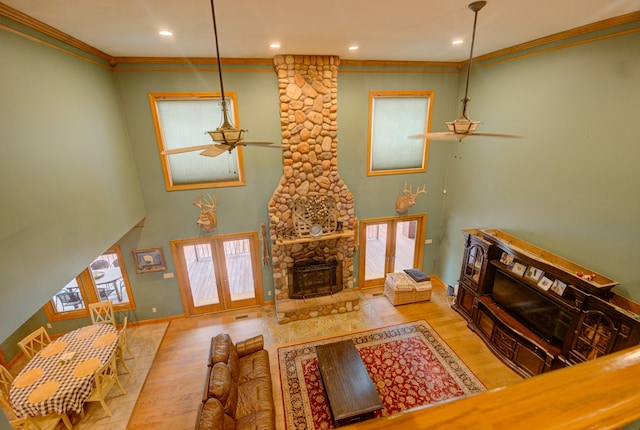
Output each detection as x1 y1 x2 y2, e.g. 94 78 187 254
206 0 247 147
410 0 522 142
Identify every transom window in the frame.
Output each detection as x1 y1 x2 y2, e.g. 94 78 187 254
149 92 246 191
367 91 433 176
44 246 136 321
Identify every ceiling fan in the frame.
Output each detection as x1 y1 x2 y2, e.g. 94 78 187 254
412 1 521 142
162 0 279 158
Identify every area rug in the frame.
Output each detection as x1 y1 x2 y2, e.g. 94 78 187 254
278 320 485 429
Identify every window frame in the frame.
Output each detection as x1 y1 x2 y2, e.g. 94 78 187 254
149 92 247 191
367 90 433 176
44 246 136 322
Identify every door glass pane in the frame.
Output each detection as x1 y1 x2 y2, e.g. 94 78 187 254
395 221 417 271
90 250 128 304
365 223 388 281
223 239 256 302
184 243 219 306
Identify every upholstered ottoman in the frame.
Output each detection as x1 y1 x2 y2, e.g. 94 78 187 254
384 271 432 305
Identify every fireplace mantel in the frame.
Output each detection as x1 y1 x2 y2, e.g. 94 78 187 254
275 229 355 246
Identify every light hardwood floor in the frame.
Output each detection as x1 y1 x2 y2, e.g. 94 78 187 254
127 283 523 429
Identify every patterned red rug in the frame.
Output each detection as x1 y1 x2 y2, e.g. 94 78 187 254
278 320 485 429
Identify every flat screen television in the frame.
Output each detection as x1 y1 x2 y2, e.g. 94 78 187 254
491 270 572 347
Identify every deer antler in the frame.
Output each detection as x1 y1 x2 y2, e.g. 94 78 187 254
416 184 427 195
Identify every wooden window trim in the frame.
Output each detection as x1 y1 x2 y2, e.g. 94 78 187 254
367 90 433 176
149 92 247 191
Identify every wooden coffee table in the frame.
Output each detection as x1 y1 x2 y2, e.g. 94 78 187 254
316 340 383 426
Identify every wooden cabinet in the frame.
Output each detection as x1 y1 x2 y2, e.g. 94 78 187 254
570 310 615 361
475 299 556 377
453 230 501 322
453 228 640 378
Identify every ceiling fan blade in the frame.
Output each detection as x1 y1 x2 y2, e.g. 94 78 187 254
468 132 523 138
240 141 284 149
410 131 522 142
200 144 230 157
409 132 462 141
161 145 212 155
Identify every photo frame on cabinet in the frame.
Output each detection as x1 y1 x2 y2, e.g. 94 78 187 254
538 276 553 291
551 279 567 296
510 262 527 276
525 266 545 282
500 252 514 267
132 247 167 274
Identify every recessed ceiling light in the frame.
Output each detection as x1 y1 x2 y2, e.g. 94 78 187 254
452 39 464 45
348 45 359 51
159 30 173 37
270 43 281 49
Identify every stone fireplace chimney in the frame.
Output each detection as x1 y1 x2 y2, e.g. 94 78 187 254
268 55 359 323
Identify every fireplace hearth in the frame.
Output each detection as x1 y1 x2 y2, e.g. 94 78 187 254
289 262 342 299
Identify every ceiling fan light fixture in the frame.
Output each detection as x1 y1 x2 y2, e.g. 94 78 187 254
207 126 245 145
446 115 480 134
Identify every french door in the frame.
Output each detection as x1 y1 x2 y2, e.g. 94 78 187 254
171 232 263 316
358 215 426 288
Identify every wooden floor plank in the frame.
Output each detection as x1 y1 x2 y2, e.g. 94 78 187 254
128 283 523 429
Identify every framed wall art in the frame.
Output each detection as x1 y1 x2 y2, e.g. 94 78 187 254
132 247 167 274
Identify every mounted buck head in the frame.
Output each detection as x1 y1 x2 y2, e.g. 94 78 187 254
194 193 217 232
395 183 426 214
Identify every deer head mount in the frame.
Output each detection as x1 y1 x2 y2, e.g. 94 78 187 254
395 183 426 214
194 193 217 232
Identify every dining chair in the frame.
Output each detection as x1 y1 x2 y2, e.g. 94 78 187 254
1 365 73 430
115 316 132 373
83 353 126 417
90 259 110 270
88 301 115 326
54 291 83 311
17 327 51 360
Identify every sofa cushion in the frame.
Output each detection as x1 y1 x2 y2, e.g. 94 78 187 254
210 333 233 366
236 377 274 420
237 350 270 385
208 362 232 404
198 398 224 430
235 410 276 430
236 335 264 358
228 347 239 382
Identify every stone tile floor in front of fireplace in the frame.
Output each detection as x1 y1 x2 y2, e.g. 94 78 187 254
261 291 384 345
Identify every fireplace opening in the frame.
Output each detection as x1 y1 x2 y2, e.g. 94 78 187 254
289 261 342 299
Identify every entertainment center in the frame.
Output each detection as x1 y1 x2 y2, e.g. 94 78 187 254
453 228 640 377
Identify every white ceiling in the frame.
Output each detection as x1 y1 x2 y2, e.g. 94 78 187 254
3 0 640 61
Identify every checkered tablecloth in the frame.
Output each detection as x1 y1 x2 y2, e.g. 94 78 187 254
9 323 118 418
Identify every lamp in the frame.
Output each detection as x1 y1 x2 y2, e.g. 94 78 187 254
206 0 247 146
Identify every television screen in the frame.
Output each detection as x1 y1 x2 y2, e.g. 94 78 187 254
491 270 571 346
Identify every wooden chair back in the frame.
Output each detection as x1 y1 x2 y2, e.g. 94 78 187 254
85 353 126 416
17 327 51 359
89 301 115 326
0 364 14 411
116 316 132 373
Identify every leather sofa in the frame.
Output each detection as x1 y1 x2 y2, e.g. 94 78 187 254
196 333 275 430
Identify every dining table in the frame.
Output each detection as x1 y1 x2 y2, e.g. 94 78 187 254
9 323 118 419
92 267 124 301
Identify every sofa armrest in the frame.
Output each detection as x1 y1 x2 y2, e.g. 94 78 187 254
236 335 264 358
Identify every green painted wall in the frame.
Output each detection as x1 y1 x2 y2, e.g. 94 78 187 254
2 18 639 420
110 61 458 319
0 22 145 343
438 25 640 302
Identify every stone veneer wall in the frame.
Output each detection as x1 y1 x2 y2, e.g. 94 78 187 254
268 55 357 310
